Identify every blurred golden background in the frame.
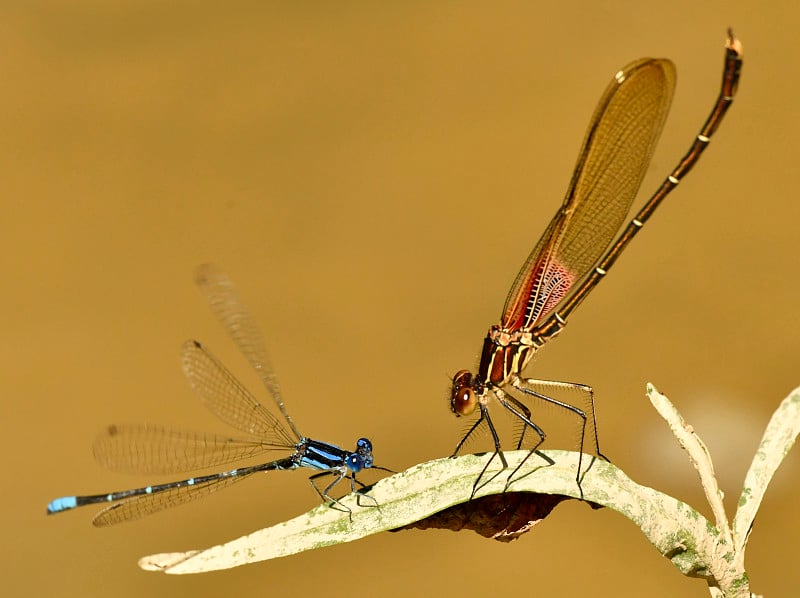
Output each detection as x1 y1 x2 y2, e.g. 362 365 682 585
5 2 798 596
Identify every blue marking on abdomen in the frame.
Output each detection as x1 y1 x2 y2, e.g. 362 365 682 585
47 496 77 513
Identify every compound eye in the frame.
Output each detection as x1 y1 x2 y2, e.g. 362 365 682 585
347 454 365 473
451 386 477 416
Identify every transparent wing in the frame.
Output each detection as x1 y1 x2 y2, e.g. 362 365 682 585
93 424 281 475
181 339 297 446
194 264 302 439
91 472 254 527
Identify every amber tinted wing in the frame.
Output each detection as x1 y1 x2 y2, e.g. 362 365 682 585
502 58 676 331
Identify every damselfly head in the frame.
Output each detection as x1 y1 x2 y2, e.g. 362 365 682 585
451 370 478 417
350 437 375 470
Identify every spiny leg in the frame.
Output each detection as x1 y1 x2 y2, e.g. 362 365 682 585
492 389 556 492
507 377 596 495
498 391 544 451
309 469 353 518
522 378 604 458
350 474 381 510
469 401 513 497
451 417 482 458
450 396 510 495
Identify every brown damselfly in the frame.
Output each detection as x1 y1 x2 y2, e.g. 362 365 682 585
450 31 743 490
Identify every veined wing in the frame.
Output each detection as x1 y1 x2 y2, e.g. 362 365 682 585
194 264 302 439
181 339 297 446
91 469 258 527
502 58 676 331
92 424 280 475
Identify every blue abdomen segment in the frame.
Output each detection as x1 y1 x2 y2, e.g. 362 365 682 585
47 496 78 514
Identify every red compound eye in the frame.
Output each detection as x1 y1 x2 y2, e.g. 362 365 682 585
452 386 477 416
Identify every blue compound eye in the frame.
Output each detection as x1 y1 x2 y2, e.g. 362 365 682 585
347 454 365 472
357 438 373 452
